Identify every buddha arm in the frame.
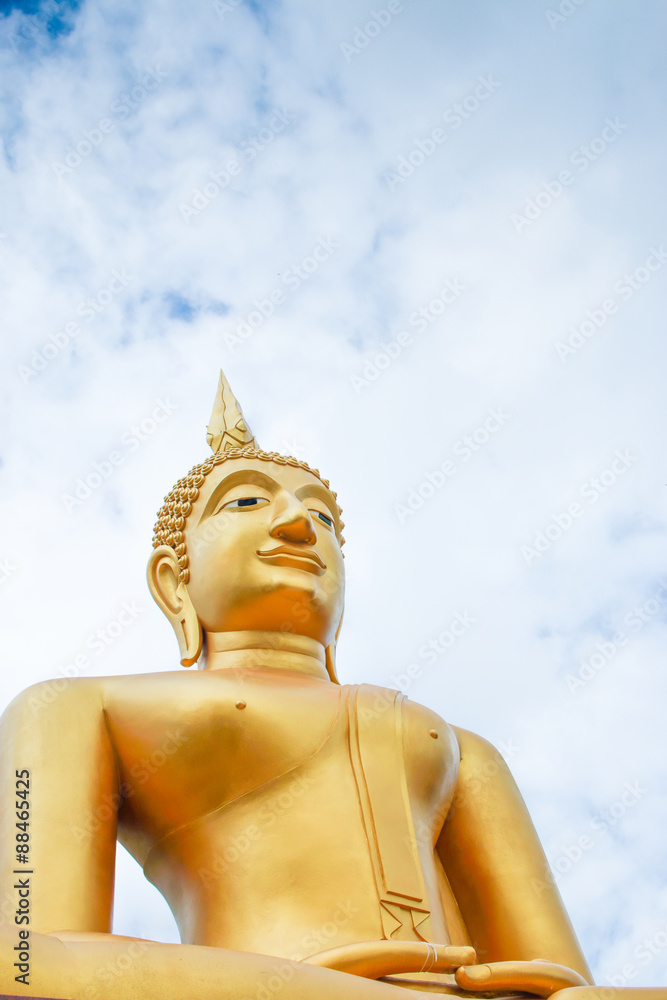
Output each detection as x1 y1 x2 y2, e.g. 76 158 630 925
435 726 593 983
0 679 118 933
0 928 420 1000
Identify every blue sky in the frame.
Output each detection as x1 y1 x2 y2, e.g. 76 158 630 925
1 0 666 988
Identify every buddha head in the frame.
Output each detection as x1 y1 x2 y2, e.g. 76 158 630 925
146 371 345 681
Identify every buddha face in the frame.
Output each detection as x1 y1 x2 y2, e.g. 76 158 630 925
182 457 345 646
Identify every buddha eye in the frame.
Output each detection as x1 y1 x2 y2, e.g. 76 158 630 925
310 510 334 529
219 497 270 512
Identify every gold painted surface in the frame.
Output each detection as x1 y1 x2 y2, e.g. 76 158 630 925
1 370 665 1000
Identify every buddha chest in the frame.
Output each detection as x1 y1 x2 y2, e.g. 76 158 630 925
103 669 460 954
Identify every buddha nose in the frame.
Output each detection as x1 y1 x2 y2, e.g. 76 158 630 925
269 493 317 545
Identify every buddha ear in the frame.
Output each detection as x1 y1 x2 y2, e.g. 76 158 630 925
325 607 344 684
147 545 203 667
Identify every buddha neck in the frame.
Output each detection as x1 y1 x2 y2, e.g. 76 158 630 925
201 630 330 680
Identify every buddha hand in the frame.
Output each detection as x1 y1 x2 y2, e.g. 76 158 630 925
455 959 590 997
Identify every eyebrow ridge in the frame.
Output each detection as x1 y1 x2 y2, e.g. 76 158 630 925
197 469 278 524
294 483 338 519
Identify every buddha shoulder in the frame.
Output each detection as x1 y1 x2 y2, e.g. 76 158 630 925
0 671 187 734
1 675 107 728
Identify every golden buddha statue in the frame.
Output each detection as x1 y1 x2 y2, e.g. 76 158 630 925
0 371 663 999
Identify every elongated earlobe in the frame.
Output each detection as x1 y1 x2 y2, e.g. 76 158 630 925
325 610 344 684
325 641 339 684
147 545 203 667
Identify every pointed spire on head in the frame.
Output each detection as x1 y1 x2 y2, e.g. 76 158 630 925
206 369 258 453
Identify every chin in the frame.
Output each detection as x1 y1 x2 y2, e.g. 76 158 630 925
265 585 331 634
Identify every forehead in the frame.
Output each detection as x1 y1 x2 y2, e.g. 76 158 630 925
194 457 338 516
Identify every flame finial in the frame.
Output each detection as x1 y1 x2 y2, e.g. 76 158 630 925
206 369 258 453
